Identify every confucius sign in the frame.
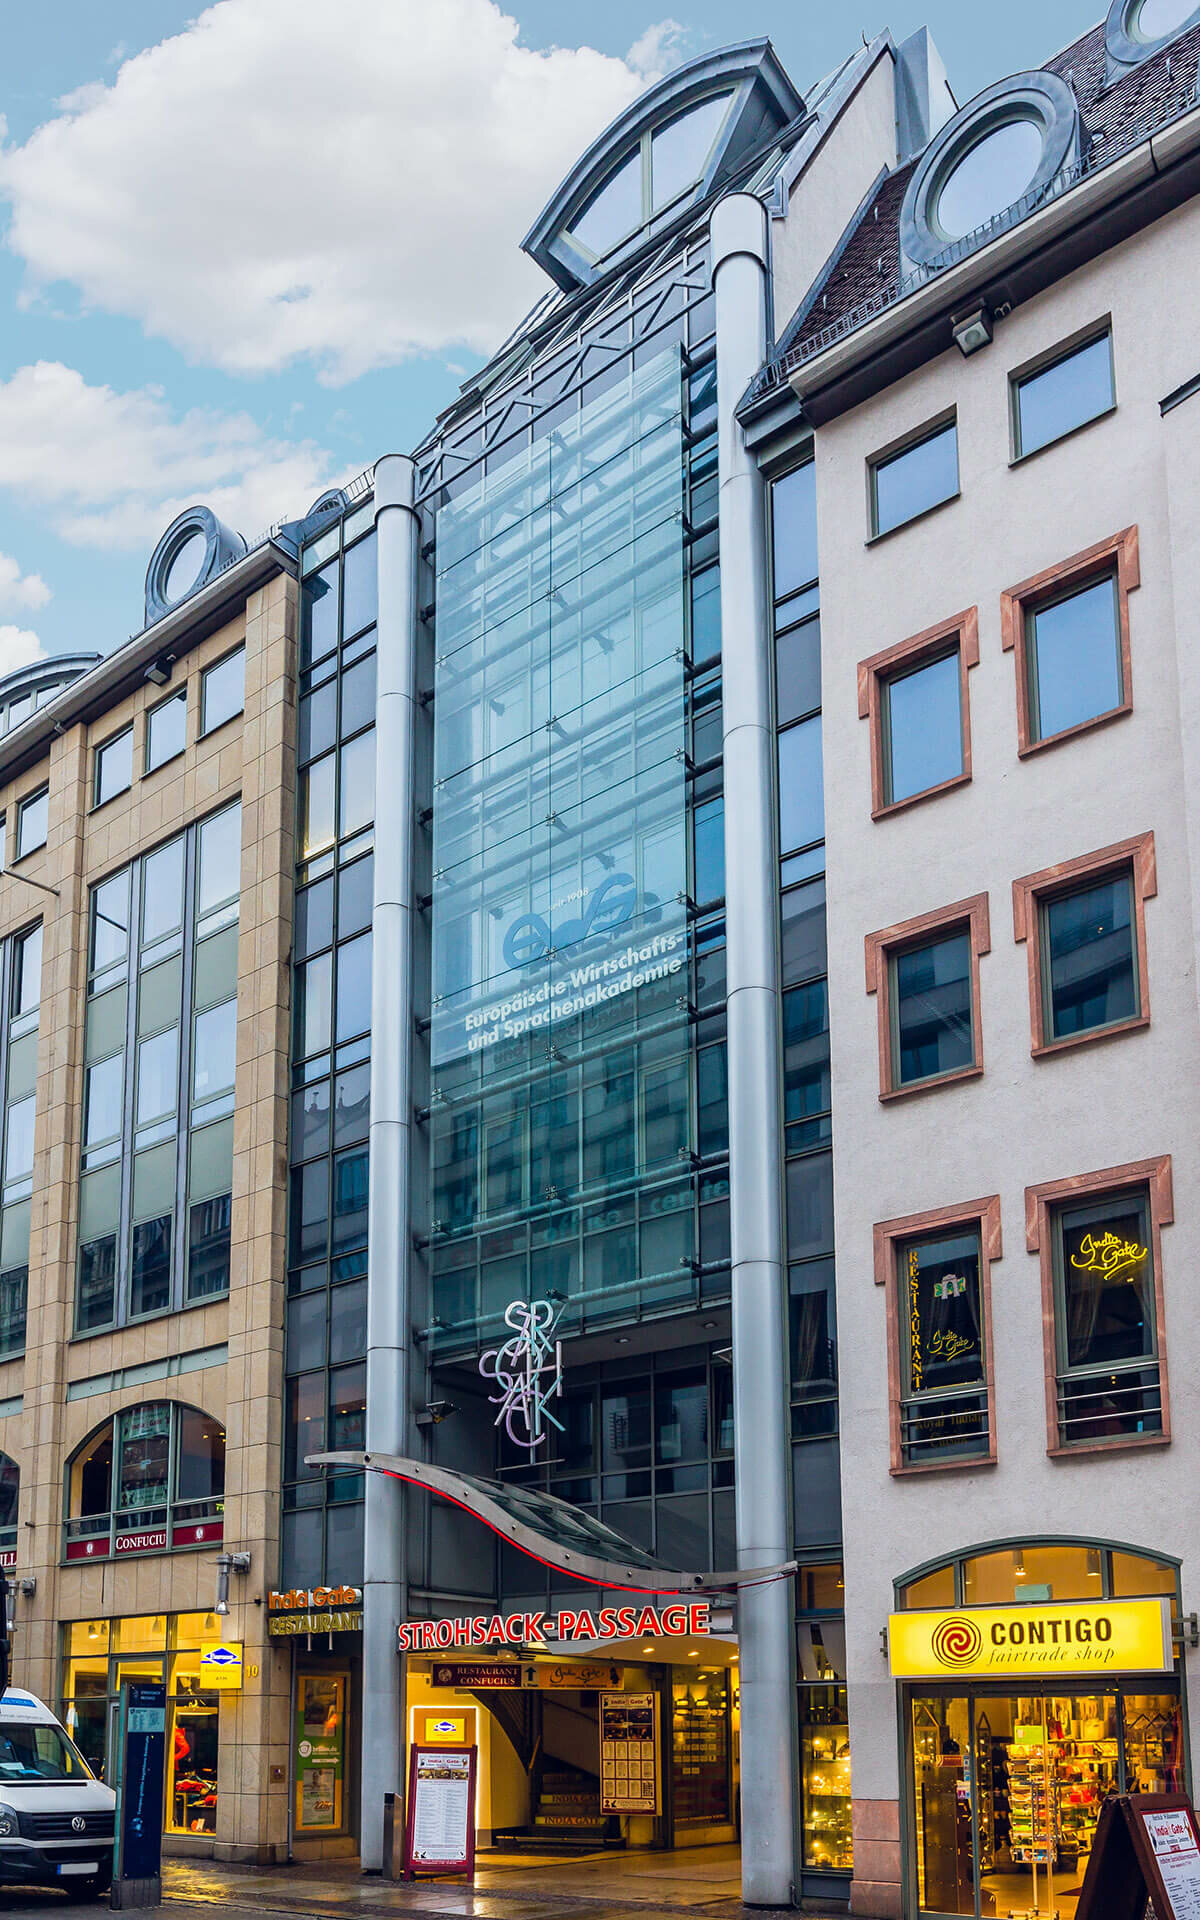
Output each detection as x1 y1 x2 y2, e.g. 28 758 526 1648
888 1598 1173 1681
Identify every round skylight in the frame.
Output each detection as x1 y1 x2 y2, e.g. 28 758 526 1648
935 117 1046 239
164 529 208 605
1135 0 1197 38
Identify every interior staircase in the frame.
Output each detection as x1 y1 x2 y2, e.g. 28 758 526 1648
494 1764 624 1854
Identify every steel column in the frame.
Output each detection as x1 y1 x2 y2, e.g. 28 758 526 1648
360 453 419 1871
710 191 799 1908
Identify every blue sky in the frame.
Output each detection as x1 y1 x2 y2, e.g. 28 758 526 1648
0 0 1103 665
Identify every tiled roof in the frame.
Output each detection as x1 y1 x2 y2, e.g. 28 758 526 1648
777 17 1200 360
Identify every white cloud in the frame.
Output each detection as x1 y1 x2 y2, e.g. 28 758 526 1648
0 627 46 676
627 20 696 81
0 0 657 384
0 552 50 612
0 361 337 550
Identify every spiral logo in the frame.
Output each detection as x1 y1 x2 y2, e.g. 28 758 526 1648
932 1616 983 1668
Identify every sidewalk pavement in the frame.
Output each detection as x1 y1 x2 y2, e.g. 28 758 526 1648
0 1846 847 1920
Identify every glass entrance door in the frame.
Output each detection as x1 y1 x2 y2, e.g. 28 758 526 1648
909 1687 1181 1918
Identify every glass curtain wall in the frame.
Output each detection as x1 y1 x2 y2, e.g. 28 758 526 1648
770 458 847 1884
283 502 376 1587
75 810 239 1332
428 348 699 1356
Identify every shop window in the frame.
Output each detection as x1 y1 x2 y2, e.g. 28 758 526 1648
93 727 133 808
62 1613 223 1821
64 1402 225 1561
874 1196 1000 1473
1001 526 1138 754
857 608 977 818
797 1564 850 1871
1012 326 1115 460
1026 1157 1172 1454
869 416 958 539
865 895 989 1099
1013 832 1154 1055
294 1674 348 1833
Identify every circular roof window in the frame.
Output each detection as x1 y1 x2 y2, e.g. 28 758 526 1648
1134 0 1197 36
934 117 1045 240
163 529 208 606
900 71 1081 274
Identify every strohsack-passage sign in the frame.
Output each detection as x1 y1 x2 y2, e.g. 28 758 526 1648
398 1600 710 1652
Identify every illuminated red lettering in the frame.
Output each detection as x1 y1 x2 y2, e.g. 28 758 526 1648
689 1603 710 1636
421 1623 436 1651
434 1620 454 1648
470 1617 487 1646
660 1605 687 1634
525 1612 548 1643
598 1609 619 1638
558 1611 578 1639
573 1611 598 1640
484 1615 507 1644
633 1606 662 1637
616 1607 637 1636
453 1618 470 1645
503 1614 527 1644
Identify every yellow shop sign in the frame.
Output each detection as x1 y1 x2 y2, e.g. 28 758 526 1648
888 1599 1172 1681
199 1641 245 1690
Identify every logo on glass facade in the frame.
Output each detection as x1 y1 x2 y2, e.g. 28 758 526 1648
479 1300 564 1450
502 873 639 970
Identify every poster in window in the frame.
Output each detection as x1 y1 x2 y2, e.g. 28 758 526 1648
903 1232 984 1396
293 1674 346 1832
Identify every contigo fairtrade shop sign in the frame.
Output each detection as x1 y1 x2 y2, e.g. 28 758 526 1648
399 1601 711 1654
888 1598 1173 1681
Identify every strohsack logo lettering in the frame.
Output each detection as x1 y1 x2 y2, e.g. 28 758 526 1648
931 1616 984 1668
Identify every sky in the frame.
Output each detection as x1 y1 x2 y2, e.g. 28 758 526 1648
0 0 1103 667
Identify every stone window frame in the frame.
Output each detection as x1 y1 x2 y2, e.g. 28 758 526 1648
864 893 990 1101
1000 524 1139 757
1012 831 1156 1058
857 606 978 820
1025 1155 1173 1458
873 1193 1002 1477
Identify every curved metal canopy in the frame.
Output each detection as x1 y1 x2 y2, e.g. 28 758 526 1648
308 1450 795 1596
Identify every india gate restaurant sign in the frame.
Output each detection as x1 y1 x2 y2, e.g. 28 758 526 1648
889 1598 1173 1681
399 1601 711 1653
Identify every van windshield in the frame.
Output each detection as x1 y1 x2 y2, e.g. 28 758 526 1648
0 1724 93 1783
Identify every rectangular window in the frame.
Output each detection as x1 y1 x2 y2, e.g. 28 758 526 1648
891 933 973 1086
146 690 187 772
783 981 830 1152
870 418 958 538
1042 873 1137 1041
15 788 47 859
94 727 133 807
1027 1158 1171 1454
1002 527 1137 755
866 895 989 1099
875 1196 999 1473
1013 327 1114 459
859 609 977 819
778 715 824 858
1028 573 1121 743
200 646 245 736
897 1226 988 1465
1055 1190 1160 1447
1013 833 1154 1055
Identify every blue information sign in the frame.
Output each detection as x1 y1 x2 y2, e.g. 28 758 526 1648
120 1681 165 1883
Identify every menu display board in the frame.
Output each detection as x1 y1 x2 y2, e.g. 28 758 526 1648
1076 1793 1200 1920
600 1692 659 1815
404 1745 476 1878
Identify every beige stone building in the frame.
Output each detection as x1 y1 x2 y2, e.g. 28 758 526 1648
0 530 299 1861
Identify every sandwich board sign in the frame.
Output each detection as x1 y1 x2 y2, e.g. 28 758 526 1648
402 1744 477 1880
1076 1793 1200 1920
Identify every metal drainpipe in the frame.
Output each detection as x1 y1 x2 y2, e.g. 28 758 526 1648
710 192 799 1908
360 452 419 1872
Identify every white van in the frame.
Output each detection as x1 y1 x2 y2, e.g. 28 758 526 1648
0 1688 115 1896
